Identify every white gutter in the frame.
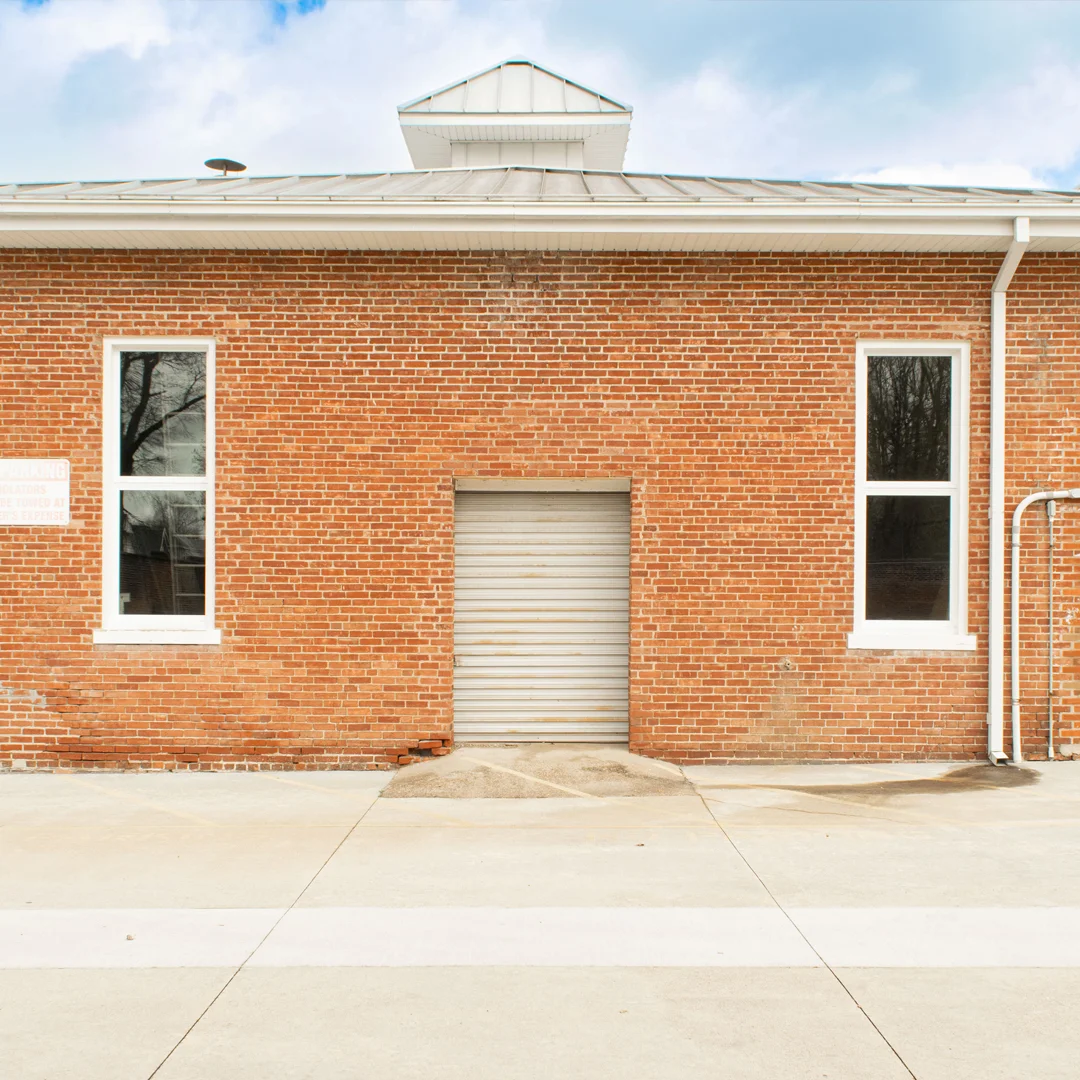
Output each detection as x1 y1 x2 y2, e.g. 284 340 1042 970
397 112 630 127
3 208 1079 255
1010 489 1080 762
7 199 1080 222
987 217 1030 763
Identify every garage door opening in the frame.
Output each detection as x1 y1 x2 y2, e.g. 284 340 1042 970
453 491 630 743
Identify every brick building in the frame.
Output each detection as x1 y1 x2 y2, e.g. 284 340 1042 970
3 59 1080 769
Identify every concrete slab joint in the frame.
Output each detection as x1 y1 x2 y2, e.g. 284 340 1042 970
1 756 1080 1079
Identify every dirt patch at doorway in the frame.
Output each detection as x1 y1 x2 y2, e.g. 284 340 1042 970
381 745 694 799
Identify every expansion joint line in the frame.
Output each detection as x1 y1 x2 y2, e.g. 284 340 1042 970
145 795 380 1079
695 792 919 1080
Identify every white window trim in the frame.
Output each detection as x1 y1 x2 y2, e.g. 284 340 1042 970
848 340 975 652
94 337 220 646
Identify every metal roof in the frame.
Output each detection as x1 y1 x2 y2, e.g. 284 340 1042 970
3 167 1079 205
398 58 630 114
4 167 1080 254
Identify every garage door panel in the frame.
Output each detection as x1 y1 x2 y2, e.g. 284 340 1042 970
456 650 627 664
455 634 628 647
457 545 628 557
454 723 628 743
454 614 627 627
455 563 628 576
455 626 626 639
455 505 629 520
455 537 630 548
454 491 630 744
456 702 629 715
455 652 628 665
456 681 628 696
454 592 629 607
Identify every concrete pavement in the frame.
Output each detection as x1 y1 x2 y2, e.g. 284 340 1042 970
1 749 1078 1079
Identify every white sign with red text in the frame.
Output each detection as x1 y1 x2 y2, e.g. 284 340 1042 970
0 459 70 525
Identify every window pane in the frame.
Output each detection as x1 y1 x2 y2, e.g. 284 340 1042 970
867 355 951 481
120 352 206 476
119 491 205 615
866 495 950 621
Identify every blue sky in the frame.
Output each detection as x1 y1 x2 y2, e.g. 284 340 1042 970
4 0 1080 188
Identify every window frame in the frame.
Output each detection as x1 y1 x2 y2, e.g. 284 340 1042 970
94 337 220 645
848 340 975 651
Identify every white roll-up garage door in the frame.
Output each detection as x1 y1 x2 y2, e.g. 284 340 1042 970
454 492 630 743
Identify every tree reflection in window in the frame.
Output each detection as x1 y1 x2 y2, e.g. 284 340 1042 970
867 355 950 482
119 491 205 616
120 352 206 476
866 495 950 620
864 354 954 623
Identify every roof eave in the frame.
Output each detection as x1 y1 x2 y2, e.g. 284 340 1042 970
4 198 1080 218
3 201 1080 253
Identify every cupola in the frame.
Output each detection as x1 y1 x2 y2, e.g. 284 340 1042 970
397 57 632 171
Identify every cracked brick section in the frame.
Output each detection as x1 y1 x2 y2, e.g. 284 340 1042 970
0 249 1077 768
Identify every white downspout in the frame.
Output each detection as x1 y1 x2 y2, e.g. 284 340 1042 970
1010 490 1080 762
987 216 1030 764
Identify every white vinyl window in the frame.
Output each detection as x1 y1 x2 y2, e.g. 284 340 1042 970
848 341 974 651
94 338 219 645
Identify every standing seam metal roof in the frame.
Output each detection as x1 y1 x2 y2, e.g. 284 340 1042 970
397 57 631 113
2 167 1079 205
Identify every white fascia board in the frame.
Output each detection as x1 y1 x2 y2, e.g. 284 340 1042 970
3 201 1080 249
399 115 630 169
402 123 627 142
400 120 630 170
398 112 630 129
3 230 1070 253
8 198 1080 222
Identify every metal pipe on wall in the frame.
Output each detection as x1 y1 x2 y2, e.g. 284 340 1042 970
988 217 1030 764
1047 499 1057 760
1010 489 1080 763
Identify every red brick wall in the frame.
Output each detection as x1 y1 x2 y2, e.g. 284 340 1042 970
1004 256 1080 762
1 249 1076 768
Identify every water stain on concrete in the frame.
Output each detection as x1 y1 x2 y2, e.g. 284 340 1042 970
717 765 1039 803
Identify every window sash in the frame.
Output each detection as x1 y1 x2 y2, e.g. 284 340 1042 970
99 338 216 637
851 342 971 649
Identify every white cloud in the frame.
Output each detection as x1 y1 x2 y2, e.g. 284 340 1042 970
0 0 616 180
0 0 1078 191
622 54 1080 188
5 0 171 67
846 163 1050 190
865 69 919 98
624 64 821 177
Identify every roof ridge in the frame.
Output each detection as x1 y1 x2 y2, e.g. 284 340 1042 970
396 57 631 113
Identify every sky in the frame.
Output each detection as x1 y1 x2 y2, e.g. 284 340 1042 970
4 0 1080 189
